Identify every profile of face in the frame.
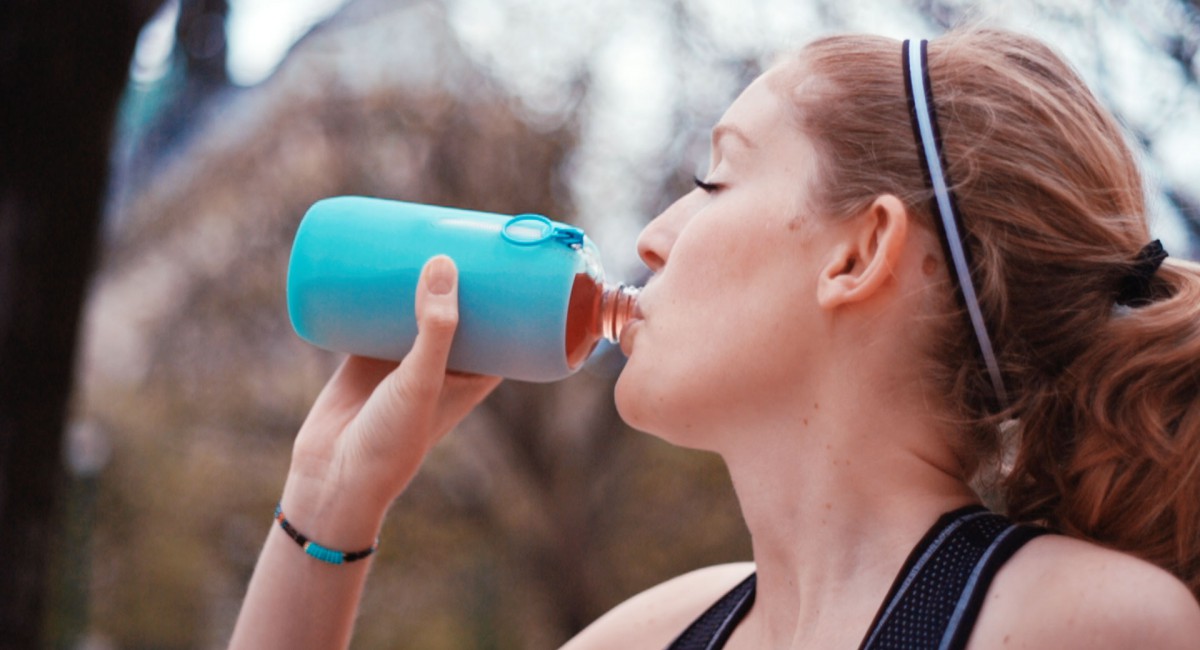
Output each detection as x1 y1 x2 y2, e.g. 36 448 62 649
614 65 862 449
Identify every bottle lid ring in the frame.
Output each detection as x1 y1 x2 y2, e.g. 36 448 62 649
502 214 585 248
502 214 556 246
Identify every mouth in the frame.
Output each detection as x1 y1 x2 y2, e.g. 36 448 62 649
618 302 644 357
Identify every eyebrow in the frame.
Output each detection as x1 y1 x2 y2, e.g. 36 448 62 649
712 123 757 150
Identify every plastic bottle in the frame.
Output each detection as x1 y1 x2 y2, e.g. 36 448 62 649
286 196 639 382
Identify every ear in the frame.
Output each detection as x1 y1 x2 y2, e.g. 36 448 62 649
817 195 910 309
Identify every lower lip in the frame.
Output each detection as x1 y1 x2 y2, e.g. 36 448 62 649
619 320 642 356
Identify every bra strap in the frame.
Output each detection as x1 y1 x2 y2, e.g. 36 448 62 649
859 505 1047 650
665 573 756 650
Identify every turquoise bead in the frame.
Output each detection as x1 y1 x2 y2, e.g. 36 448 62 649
305 542 344 565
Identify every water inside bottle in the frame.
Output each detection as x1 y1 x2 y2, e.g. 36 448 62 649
564 274 639 370
565 273 602 369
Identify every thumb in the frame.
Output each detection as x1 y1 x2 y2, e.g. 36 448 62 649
401 255 460 383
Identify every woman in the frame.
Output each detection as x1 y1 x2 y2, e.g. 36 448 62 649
232 29 1200 648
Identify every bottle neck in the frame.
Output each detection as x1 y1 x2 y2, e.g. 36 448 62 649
599 284 639 343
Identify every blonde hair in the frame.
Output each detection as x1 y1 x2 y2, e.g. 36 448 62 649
787 28 1200 597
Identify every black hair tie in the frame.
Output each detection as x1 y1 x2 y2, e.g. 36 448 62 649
1116 239 1168 307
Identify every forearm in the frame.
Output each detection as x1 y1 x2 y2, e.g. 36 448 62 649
229 479 390 649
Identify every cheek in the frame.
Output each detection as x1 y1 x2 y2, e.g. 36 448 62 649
612 311 716 437
614 205 813 433
614 308 780 434
615 275 814 437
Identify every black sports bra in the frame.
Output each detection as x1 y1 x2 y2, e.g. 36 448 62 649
667 505 1047 650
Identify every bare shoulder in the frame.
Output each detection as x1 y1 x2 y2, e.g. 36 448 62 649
559 562 756 650
969 534 1200 649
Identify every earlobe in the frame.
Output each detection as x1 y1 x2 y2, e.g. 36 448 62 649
816 195 910 309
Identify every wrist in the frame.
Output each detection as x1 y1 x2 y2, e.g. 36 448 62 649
273 502 379 564
287 435 424 515
277 471 391 553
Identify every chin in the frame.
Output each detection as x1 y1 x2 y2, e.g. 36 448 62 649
613 364 666 434
613 369 645 429
614 368 713 450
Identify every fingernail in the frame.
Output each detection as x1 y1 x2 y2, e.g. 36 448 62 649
426 256 455 295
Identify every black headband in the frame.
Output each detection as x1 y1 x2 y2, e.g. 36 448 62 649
902 38 1009 409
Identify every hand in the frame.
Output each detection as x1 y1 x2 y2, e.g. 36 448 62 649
282 255 501 536
232 257 499 650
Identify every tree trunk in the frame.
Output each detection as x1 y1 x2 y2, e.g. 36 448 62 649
0 1 159 647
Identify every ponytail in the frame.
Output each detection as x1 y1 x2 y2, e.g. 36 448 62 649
1008 260 1200 596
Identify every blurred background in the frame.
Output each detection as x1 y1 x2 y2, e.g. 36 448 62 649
1 0 1198 648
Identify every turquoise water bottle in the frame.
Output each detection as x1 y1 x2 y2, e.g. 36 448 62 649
286 196 639 382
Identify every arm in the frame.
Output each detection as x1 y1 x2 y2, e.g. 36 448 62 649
229 256 501 649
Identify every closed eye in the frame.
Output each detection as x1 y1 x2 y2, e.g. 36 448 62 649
693 176 720 193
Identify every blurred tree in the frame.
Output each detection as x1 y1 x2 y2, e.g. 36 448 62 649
81 1 751 646
1161 0 1200 247
158 0 231 152
123 0 233 206
0 0 163 648
176 0 230 89
76 0 1199 646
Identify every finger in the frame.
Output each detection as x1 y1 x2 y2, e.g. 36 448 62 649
442 371 502 402
431 373 503 438
336 355 399 397
305 355 397 424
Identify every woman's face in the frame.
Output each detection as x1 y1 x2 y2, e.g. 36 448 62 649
615 66 849 446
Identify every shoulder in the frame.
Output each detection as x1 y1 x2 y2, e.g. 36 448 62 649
968 533 1200 650
559 562 756 650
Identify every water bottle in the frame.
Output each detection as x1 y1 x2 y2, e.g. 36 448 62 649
286 196 639 382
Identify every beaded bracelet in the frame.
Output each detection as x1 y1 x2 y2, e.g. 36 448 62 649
274 503 378 565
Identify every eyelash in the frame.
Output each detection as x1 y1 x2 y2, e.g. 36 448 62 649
693 176 720 193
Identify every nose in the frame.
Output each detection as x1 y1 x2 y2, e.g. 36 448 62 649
636 195 689 273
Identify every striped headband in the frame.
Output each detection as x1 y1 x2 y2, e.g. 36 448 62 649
902 39 1009 409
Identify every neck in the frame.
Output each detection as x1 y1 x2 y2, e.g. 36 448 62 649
716 381 978 647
